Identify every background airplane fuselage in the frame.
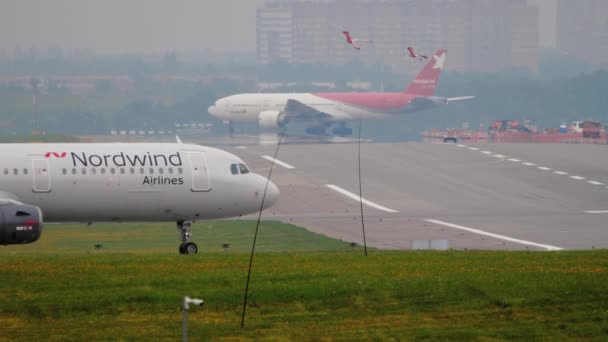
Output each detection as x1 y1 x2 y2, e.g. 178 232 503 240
0 143 277 222
211 92 431 123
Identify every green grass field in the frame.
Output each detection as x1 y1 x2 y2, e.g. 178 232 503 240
1 222 608 340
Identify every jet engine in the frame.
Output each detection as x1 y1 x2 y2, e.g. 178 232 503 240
258 110 287 129
0 204 43 245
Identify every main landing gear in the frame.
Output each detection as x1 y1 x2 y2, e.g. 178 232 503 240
177 220 198 255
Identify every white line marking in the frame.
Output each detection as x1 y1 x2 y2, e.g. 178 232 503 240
554 171 568 175
588 181 604 185
537 167 552 171
522 162 536 166
570 176 586 180
235 146 247 149
494 154 507 158
425 219 563 251
508 158 520 162
469 147 480 151
481 151 492 154
325 184 398 213
585 211 608 214
261 155 295 169
457 144 467 147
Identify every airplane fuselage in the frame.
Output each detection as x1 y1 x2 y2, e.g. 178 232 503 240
0 143 278 222
209 92 437 123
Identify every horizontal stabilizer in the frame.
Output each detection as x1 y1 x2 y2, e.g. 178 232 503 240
446 96 475 102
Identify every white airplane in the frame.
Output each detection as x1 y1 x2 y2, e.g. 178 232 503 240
208 50 474 136
0 142 279 254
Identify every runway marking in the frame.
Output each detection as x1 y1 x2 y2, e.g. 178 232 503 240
570 176 586 180
522 162 536 166
469 147 480 151
261 155 295 169
554 171 568 175
508 158 521 162
585 210 608 214
325 184 398 213
235 146 247 149
457 144 467 147
425 219 564 251
588 181 604 185
537 166 552 171
493 154 507 158
481 151 492 154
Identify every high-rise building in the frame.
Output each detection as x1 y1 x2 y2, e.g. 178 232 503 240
557 0 608 67
256 0 540 73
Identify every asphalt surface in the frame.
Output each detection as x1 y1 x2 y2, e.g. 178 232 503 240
225 141 608 251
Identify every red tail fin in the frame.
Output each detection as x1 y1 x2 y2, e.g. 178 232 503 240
404 50 446 96
342 31 353 44
407 47 416 58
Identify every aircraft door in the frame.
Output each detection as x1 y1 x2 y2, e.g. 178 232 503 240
188 152 211 192
32 159 51 193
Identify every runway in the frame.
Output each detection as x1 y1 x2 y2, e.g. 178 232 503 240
226 141 608 251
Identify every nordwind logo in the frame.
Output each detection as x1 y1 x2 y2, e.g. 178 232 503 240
45 152 67 158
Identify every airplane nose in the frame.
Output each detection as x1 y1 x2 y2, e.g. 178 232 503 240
208 105 217 116
263 180 280 209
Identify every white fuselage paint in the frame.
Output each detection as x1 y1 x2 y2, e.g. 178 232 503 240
209 93 391 123
0 143 279 222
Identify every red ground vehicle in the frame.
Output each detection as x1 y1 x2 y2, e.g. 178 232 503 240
582 121 601 138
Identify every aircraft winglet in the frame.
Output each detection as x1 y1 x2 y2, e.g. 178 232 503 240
176 136 183 144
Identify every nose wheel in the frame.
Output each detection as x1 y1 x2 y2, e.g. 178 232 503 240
177 220 198 255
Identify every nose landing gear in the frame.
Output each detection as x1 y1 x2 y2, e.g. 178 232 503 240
177 220 198 254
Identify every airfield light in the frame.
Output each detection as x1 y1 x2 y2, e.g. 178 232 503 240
182 296 204 342
222 243 230 252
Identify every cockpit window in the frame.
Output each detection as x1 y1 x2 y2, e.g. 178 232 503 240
239 164 250 174
230 164 239 175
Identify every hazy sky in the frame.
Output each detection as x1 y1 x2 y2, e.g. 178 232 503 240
0 0 266 53
1 0 556 54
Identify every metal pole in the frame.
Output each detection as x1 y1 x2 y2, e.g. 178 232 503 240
182 302 188 342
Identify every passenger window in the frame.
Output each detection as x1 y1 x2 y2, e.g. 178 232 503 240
140 168 144 174
239 164 250 174
130 168 135 174
120 168 125 175
62 168 67 175
91 168 97 175
110 168 115 174
81 168 86 175
23 168 28 175
72 168 77 175
168 168 174 174
158 168 164 174
149 168 154 174
230 164 239 175
3 168 8 175
13 168 18 175
101 168 106 175
178 167 183 174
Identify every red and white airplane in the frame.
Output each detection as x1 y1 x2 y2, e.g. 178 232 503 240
407 47 429 61
208 50 474 136
342 31 372 51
